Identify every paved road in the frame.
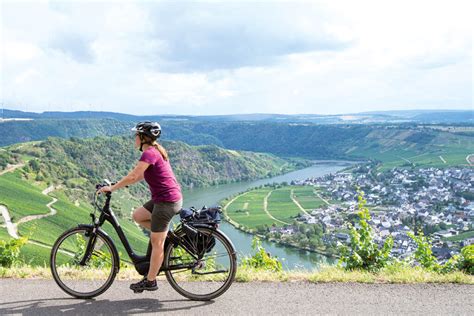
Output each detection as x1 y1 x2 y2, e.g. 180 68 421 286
0 279 473 315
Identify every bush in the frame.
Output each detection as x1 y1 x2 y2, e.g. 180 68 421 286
241 237 282 272
339 190 393 272
408 232 473 275
407 231 439 271
0 237 28 268
459 244 474 275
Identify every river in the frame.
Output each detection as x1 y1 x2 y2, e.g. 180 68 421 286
180 160 355 270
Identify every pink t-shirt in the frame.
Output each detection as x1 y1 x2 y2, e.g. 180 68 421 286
139 146 182 203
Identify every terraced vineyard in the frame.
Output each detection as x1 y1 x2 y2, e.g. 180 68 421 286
0 172 51 221
223 185 333 229
0 170 148 266
346 130 474 172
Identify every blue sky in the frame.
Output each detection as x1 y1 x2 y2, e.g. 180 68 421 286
1 0 472 115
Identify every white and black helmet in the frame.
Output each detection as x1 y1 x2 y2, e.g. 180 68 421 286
131 121 162 139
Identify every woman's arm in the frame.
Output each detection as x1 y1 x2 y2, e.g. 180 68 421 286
98 161 149 193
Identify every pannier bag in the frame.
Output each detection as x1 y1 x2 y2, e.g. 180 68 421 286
179 206 221 254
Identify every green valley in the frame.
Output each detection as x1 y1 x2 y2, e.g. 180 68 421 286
0 136 310 266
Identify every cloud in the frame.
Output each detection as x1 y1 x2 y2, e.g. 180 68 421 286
48 32 95 63
0 0 472 115
144 2 350 72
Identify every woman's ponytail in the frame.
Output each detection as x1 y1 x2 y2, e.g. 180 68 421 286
153 141 169 161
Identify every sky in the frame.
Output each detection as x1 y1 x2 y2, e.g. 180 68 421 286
1 0 472 115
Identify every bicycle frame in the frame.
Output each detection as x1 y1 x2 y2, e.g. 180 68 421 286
82 192 212 274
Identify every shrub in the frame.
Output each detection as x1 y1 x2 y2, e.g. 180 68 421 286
339 190 393 272
459 244 474 275
241 236 282 272
0 237 28 268
407 231 439 271
408 232 473 275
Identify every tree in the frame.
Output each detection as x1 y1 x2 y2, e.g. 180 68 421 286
28 159 41 173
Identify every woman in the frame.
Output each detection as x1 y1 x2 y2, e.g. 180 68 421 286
99 121 183 292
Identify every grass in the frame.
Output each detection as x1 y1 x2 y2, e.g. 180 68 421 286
1 265 472 284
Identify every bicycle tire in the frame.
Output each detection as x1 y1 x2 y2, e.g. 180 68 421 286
50 226 119 299
164 226 237 301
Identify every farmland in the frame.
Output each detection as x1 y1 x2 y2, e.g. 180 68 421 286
223 185 331 229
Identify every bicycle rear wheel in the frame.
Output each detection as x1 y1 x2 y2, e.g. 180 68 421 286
50 227 119 298
164 226 237 301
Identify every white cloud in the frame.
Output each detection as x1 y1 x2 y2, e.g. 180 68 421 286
1 0 472 115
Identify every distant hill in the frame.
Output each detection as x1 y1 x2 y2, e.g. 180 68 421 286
1 117 473 170
2 108 472 123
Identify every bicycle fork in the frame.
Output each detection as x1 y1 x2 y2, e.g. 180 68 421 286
79 227 98 266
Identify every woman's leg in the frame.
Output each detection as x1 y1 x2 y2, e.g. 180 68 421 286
146 199 183 281
146 231 167 281
132 207 152 230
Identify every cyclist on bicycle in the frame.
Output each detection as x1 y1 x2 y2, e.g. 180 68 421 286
98 121 183 292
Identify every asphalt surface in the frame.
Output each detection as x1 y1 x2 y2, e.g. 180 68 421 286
0 279 473 315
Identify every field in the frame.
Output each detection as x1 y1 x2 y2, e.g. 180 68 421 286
224 185 332 229
225 188 274 227
267 188 302 223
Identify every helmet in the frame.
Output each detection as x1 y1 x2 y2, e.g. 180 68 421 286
131 121 162 139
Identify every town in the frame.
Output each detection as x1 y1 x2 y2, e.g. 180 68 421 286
276 165 474 261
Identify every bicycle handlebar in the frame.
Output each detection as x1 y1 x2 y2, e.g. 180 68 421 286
93 180 121 213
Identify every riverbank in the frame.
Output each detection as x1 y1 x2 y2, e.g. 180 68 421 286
221 207 336 258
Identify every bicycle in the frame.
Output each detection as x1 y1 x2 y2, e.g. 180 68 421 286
50 181 237 301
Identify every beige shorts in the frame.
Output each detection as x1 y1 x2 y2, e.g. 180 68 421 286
143 198 183 232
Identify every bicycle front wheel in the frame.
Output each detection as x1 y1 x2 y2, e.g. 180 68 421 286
164 226 237 301
50 227 119 299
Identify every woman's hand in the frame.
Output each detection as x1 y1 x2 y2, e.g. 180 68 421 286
98 186 113 193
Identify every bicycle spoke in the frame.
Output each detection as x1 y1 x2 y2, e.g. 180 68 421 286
51 228 117 298
165 227 236 300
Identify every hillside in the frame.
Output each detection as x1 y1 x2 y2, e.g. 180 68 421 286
0 169 150 265
1 136 308 208
0 137 309 265
1 118 473 171
185 122 474 170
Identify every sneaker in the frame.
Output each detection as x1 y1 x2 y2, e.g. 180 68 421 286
130 278 158 293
